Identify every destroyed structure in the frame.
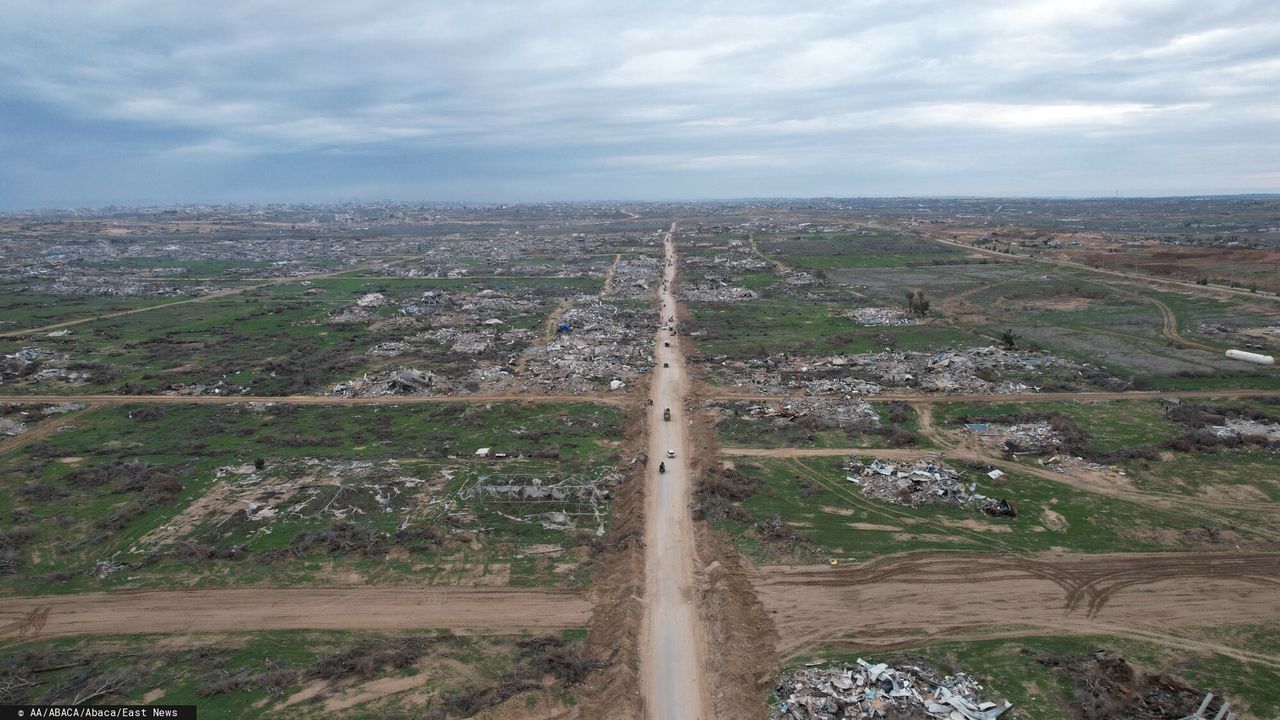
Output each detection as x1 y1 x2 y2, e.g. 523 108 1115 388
845 458 1016 517
843 307 918 326
708 346 1100 396
773 658 1011 720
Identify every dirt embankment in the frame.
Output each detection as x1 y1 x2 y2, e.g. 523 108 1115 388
575 402 648 720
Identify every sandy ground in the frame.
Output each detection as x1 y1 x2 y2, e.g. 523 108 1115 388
639 225 711 719
0 587 590 640
754 552 1280 668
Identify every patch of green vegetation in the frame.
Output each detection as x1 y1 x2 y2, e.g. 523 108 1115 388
686 299 981 358
758 233 970 269
0 628 589 718
713 456 1246 564
0 402 621 594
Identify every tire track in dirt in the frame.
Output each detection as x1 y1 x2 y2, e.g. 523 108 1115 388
753 552 1280 667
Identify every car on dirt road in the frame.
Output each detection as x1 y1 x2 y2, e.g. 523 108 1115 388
666 449 676 458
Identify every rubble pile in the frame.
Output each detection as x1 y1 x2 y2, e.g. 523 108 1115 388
772 659 1011 720
0 416 26 436
1 347 90 385
711 346 1090 396
331 368 447 397
975 421 1064 455
721 399 881 431
679 280 760 302
604 256 662 299
1206 417 1280 443
682 239 772 274
843 307 918 326
846 458 1016 516
457 470 619 534
517 295 651 393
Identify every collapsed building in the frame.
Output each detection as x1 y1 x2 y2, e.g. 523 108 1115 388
845 458 1016 517
709 346 1100 396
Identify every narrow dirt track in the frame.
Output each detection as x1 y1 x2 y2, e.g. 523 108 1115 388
0 587 590 641
754 552 1280 667
640 225 711 719
0 393 624 407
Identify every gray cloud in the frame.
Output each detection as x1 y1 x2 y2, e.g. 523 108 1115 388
0 0 1277 207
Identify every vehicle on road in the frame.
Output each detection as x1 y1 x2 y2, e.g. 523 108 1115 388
663 408 671 421
658 461 666 473
666 449 676 458
663 362 669 368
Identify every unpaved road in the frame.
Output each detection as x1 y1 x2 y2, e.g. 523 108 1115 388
0 393 625 407
640 225 711 719
0 587 590 641
754 552 1280 668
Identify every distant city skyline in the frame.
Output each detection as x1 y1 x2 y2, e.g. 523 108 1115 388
2 0 1277 210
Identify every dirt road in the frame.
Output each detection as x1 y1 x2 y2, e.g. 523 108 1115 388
754 552 1280 667
640 225 711 719
0 393 625 407
0 587 590 641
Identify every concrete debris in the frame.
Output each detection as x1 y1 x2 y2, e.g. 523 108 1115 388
366 341 416 357
679 280 760 302
845 458 1016 516
41 402 86 415
604 256 662 300
331 368 443 397
1206 417 1280 443
843 307 918 326
456 470 620 535
710 346 1088 396
772 658 1011 720
515 294 652 393
0 417 27 436
979 421 1063 455
723 398 881 431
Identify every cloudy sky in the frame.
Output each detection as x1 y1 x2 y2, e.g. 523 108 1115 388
1 0 1277 208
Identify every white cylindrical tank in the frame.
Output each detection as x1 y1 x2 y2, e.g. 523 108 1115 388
1226 349 1276 365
